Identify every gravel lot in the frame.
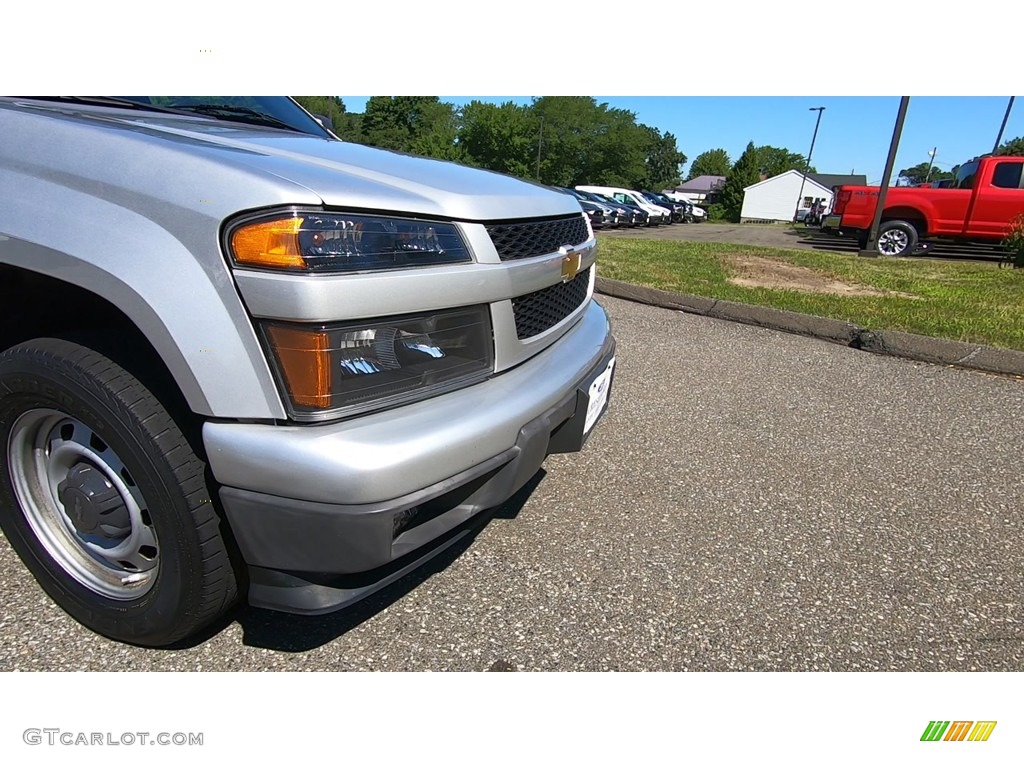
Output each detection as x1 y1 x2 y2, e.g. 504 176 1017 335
1 296 1022 671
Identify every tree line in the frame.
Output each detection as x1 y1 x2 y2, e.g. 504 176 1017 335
294 96 687 191
295 97 1024 222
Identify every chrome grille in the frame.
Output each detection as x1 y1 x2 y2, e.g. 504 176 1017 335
485 214 589 261
512 266 591 339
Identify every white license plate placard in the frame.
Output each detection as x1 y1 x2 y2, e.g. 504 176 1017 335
583 357 615 435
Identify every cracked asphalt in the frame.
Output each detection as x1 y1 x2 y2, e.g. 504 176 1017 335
1 295 1022 671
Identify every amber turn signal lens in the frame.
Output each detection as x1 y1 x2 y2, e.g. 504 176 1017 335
231 216 305 269
264 325 331 408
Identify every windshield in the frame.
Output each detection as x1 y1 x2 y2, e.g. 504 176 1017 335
112 97 332 137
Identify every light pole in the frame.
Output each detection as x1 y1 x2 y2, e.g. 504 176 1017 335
993 96 1015 153
793 107 825 223
536 116 544 181
925 147 937 183
860 96 911 257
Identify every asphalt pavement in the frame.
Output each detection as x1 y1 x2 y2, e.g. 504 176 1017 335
1 296 1022 671
602 222 1009 261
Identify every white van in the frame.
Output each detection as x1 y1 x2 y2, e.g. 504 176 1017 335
576 185 670 225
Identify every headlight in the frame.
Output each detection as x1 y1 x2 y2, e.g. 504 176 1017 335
226 210 472 273
262 306 493 419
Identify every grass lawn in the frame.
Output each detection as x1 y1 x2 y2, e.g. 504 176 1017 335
596 238 1024 351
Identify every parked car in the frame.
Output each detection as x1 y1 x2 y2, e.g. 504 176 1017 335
580 198 613 229
572 189 644 227
555 186 621 228
0 96 617 646
660 191 707 221
576 185 670 225
642 191 688 223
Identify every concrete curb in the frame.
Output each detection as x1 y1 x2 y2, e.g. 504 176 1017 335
595 277 1024 377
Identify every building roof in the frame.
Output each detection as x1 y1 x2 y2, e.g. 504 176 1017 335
809 173 867 189
672 175 726 193
742 169 832 195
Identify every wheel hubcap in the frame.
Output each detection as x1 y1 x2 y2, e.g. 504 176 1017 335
57 464 132 537
7 409 159 599
878 229 909 256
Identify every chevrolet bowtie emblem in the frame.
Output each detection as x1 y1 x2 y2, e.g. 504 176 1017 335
560 249 583 282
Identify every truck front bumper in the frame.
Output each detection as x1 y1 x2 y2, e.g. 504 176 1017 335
203 300 616 614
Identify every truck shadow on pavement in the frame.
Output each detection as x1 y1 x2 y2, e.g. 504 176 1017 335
171 470 547 653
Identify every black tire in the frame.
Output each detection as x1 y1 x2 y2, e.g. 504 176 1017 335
876 220 919 257
0 338 238 646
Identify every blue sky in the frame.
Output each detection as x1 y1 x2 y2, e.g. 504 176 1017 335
8 3 1018 188
340 96 1022 186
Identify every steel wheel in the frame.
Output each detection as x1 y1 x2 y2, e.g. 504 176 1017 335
0 337 239 646
8 408 159 599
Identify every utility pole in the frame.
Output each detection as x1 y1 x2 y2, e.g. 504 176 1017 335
536 116 544 181
793 107 825 222
925 147 937 182
860 96 911 257
993 96 1015 153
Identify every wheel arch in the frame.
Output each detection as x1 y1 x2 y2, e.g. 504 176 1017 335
881 206 929 237
0 264 204 433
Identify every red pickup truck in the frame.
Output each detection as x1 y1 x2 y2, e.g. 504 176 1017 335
823 155 1024 256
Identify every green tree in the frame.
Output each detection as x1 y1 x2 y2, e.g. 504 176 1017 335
360 97 461 159
583 106 649 187
291 96 361 141
292 96 345 127
686 148 731 180
995 136 1024 156
639 126 686 190
896 162 954 185
408 100 465 162
458 100 537 178
719 141 762 222
757 145 814 178
527 97 685 188
531 96 607 186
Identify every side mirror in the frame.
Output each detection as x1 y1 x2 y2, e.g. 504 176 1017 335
313 114 334 130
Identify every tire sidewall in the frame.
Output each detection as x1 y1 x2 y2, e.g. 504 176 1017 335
879 221 918 257
0 349 209 646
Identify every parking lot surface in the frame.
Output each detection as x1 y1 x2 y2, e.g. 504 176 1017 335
601 222 1007 261
1 296 1022 671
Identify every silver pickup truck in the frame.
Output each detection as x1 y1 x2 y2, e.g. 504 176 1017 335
0 96 616 646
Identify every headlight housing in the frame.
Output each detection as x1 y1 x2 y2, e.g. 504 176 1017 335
261 306 493 420
226 209 472 273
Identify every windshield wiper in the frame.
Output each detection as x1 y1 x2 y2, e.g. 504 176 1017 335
169 104 301 132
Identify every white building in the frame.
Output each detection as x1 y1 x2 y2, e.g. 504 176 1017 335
740 170 833 223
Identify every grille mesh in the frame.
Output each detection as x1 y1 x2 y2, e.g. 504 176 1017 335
485 214 589 261
512 266 591 339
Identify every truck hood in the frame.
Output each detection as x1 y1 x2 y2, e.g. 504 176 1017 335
23 105 583 222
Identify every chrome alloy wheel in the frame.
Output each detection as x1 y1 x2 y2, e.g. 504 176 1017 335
7 409 159 599
877 228 910 256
